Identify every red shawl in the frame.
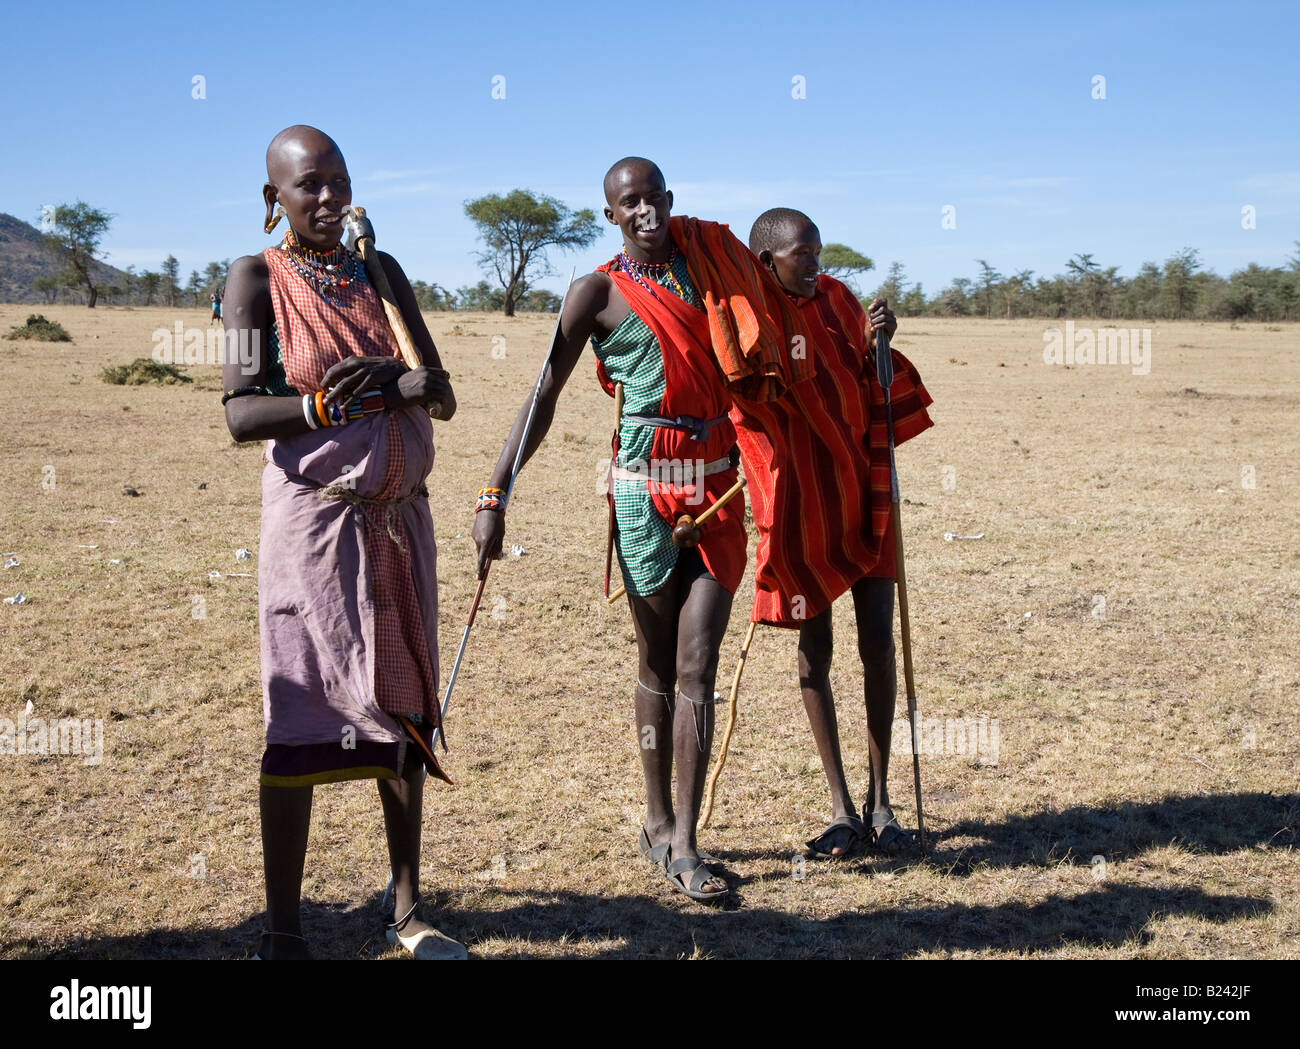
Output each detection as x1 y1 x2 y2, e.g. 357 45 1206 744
594 261 747 595
730 275 934 625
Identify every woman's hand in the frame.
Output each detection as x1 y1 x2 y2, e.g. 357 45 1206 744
322 355 407 406
382 366 457 419
472 507 505 577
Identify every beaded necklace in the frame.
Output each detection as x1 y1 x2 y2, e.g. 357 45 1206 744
280 227 358 293
618 247 688 302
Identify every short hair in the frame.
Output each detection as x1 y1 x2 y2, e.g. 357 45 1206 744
749 207 818 255
603 156 666 201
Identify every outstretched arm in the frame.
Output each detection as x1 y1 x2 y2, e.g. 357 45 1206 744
471 272 611 574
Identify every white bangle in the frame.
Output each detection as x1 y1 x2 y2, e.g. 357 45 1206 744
303 394 318 430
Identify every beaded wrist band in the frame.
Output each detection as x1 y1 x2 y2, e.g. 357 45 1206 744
343 389 387 421
221 385 267 405
475 486 506 513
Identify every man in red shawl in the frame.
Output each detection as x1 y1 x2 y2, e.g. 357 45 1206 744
734 208 934 857
473 158 807 901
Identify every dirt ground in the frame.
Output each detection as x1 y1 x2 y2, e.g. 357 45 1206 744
0 303 1295 959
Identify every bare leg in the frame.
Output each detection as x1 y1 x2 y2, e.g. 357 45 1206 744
851 576 897 816
797 609 857 855
259 783 313 959
377 754 440 941
668 553 730 894
628 580 680 852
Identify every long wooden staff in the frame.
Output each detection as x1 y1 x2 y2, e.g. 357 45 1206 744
699 618 757 828
605 476 746 604
875 325 926 851
343 208 420 369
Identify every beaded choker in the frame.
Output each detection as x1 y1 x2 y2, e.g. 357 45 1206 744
281 227 357 292
618 248 687 301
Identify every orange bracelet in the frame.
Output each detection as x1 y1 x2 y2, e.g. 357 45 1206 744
314 391 331 427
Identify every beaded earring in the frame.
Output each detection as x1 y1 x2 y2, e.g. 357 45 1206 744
264 204 286 235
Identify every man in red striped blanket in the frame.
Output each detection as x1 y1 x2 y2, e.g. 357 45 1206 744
732 208 934 857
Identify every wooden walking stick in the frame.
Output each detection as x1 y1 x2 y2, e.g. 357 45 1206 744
342 205 450 415
875 322 926 852
699 618 757 829
605 475 746 604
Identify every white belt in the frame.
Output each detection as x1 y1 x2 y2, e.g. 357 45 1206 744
611 455 734 486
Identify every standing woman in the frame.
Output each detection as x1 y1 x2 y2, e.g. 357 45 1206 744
222 125 462 960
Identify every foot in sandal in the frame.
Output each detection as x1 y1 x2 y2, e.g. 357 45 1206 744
664 846 730 902
385 899 467 960
805 812 865 859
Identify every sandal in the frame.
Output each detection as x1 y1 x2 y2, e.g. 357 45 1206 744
867 806 914 855
805 813 865 859
637 826 671 870
384 898 467 960
664 850 730 903
251 930 309 961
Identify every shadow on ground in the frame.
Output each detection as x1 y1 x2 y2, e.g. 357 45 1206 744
11 792 1290 959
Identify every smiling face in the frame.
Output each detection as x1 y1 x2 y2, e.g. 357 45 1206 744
763 217 822 299
264 127 351 251
602 159 673 263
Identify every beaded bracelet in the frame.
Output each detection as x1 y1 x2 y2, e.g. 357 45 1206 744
221 385 267 405
343 389 387 421
475 486 506 513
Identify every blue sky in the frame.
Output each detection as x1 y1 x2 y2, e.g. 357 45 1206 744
2 0 1296 296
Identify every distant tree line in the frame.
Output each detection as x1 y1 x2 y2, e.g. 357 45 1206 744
407 280 562 313
35 252 230 309
34 199 1300 321
873 245 1300 322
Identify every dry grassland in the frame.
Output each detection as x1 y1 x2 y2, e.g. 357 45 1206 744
0 304 1295 959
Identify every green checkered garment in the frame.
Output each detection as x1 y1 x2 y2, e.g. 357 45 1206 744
592 254 703 596
264 320 297 396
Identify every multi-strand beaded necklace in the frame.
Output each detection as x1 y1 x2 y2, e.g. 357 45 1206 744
617 247 689 302
280 227 358 294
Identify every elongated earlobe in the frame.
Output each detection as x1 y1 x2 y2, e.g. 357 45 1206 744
264 203 286 235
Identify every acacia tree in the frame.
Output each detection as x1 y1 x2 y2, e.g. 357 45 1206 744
975 259 1003 318
819 243 874 292
140 271 162 306
873 261 908 307
464 190 599 316
40 201 112 308
161 255 181 307
1162 247 1201 318
202 260 230 294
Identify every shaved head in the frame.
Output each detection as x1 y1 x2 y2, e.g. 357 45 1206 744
603 156 665 204
262 125 351 250
266 125 344 184
749 207 818 256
